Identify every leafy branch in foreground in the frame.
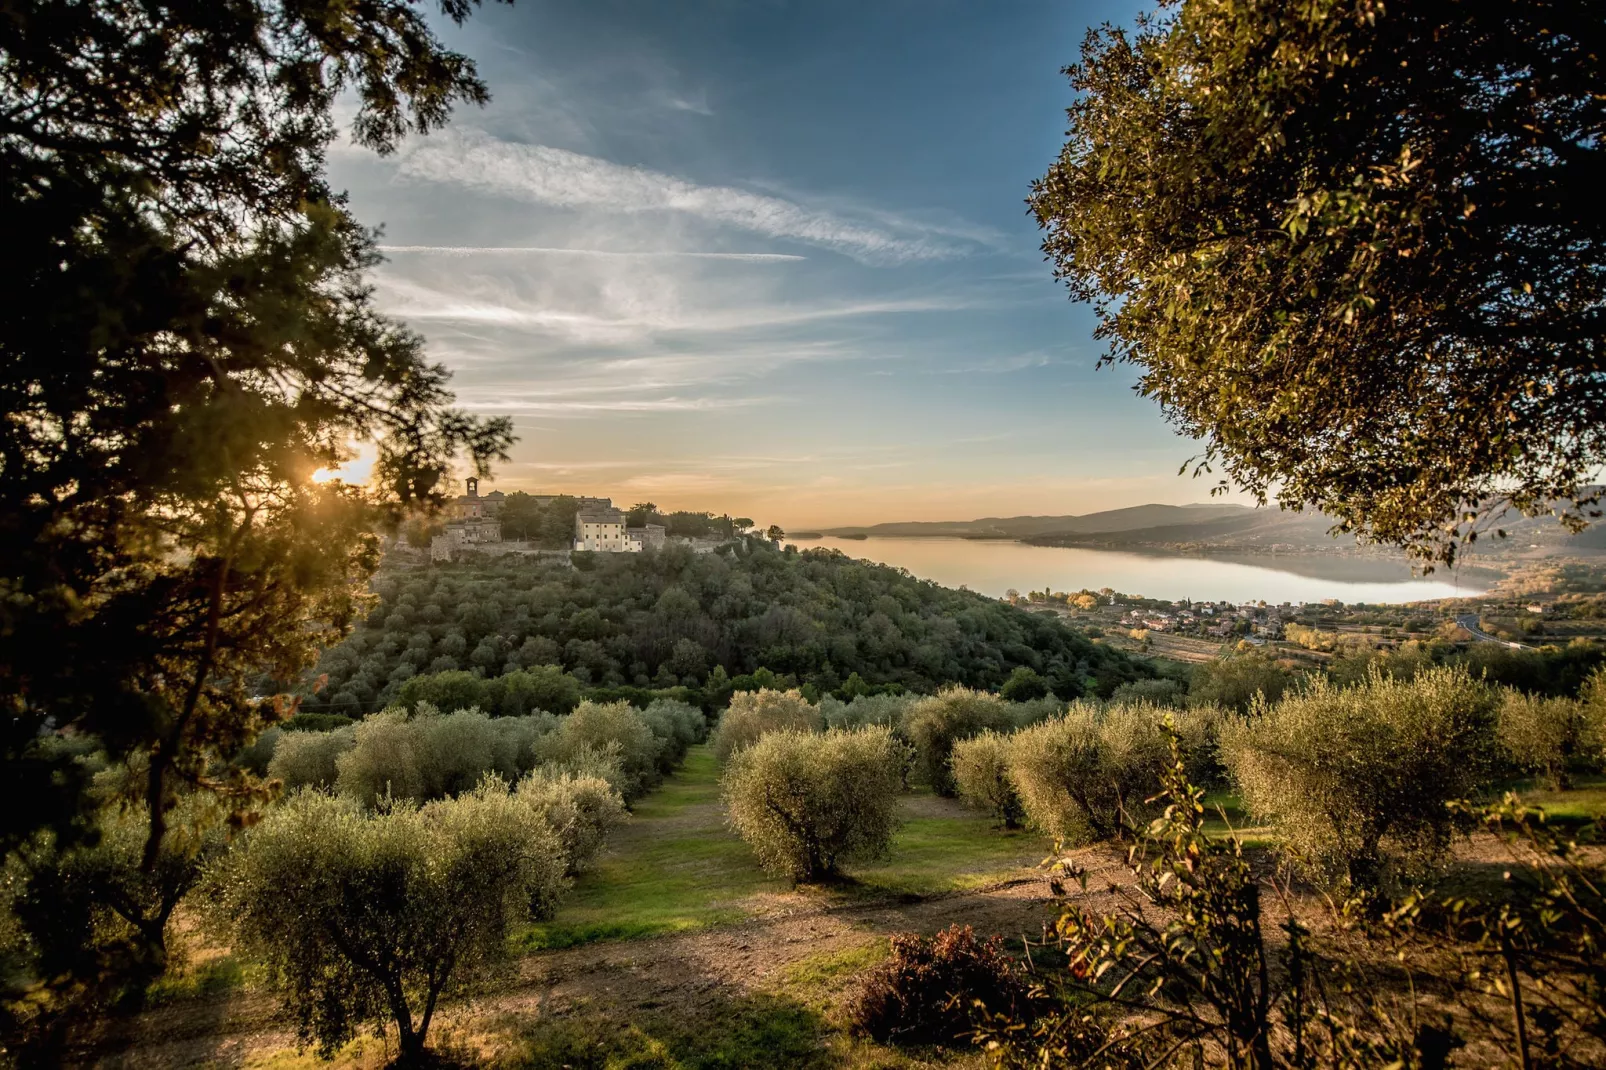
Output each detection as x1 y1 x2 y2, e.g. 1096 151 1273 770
979 725 1605 1069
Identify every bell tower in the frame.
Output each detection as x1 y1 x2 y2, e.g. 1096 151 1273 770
466 476 479 498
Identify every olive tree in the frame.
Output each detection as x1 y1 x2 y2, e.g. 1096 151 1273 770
721 727 904 882
712 688 821 762
266 725 357 791
950 731 1024 829
1006 702 1172 844
1033 0 1605 565
514 770 627 877
211 783 566 1065
537 701 663 801
902 687 1013 795
1498 690 1601 790
1222 667 1499 895
15 790 228 997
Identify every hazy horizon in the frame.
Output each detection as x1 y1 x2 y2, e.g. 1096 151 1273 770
319 0 1266 530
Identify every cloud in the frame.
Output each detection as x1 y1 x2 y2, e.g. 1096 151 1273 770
375 269 964 345
393 129 973 264
378 245 804 262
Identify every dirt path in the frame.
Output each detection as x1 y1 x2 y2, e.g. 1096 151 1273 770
85 863 1134 1069
82 749 1126 1069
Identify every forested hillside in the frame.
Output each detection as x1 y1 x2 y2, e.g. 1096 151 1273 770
301 542 1151 714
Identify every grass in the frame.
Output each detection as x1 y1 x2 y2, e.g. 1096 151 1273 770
844 799 1049 897
1511 773 1606 829
516 746 783 950
517 745 1051 952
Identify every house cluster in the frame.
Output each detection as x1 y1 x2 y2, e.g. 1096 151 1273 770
1121 599 1291 640
427 480 667 562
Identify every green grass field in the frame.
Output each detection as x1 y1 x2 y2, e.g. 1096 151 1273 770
516 744 1051 951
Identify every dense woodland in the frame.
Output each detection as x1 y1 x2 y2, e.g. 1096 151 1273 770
301 541 1153 715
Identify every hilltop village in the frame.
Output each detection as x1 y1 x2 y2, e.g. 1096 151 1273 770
415 480 744 563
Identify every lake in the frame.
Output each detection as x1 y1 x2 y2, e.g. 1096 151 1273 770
784 537 1486 605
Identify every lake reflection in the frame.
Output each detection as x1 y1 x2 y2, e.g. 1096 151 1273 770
785 537 1484 604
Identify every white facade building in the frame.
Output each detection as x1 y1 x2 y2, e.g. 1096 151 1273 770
574 508 639 552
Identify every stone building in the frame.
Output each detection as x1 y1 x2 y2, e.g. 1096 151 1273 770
574 507 638 552
451 477 506 519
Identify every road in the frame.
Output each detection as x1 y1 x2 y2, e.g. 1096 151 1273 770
1455 614 1528 649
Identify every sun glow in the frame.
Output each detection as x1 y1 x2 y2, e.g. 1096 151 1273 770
310 442 377 486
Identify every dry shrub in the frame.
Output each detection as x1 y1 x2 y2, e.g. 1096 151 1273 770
712 688 820 762
902 686 1013 795
950 731 1023 828
721 726 902 882
847 925 1039 1047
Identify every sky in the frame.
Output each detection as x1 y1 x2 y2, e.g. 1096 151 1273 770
328 0 1231 530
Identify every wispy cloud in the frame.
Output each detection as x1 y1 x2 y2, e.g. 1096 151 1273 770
393 129 977 264
378 245 805 262
376 270 966 345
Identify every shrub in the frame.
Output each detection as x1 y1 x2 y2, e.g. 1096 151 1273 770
539 700 662 801
514 769 627 877
334 709 424 805
1007 702 1172 843
902 686 1013 795
638 698 706 773
712 688 821 762
283 712 356 732
950 731 1024 829
722 727 904 882
1190 653 1297 712
394 669 485 716
847 925 1039 1047
326 708 558 806
211 783 567 1065
1004 694 1066 728
266 724 356 790
1222 667 1499 895
15 790 228 1001
819 693 914 730
485 664 582 716
1108 677 1189 708
1498 690 1601 790
999 666 1050 702
233 725 282 776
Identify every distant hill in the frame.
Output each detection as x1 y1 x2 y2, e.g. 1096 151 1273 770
822 503 1253 539
822 498 1606 558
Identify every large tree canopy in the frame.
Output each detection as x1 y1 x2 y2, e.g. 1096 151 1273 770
0 0 514 858
1032 0 1604 566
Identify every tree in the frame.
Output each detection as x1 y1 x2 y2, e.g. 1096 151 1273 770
903 687 1013 796
1000 666 1050 703
626 502 659 527
950 731 1025 829
14 789 228 1012
712 688 821 762
211 783 566 1066
1032 1 1605 565
721 727 904 882
1006 702 1172 844
1190 654 1296 714
1222 667 1498 895
1 0 516 861
732 517 755 534
765 524 786 543
1497 690 1602 790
